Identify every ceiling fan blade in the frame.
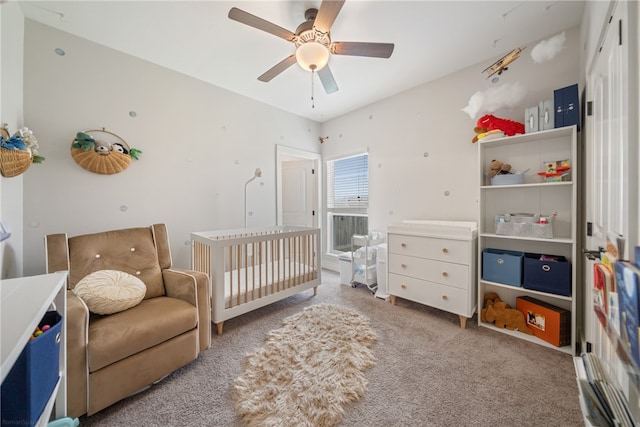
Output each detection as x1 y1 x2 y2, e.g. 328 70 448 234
258 55 297 82
331 41 395 58
313 0 345 34
318 66 339 94
229 7 296 42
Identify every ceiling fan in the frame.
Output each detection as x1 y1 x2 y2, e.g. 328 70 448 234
228 0 394 94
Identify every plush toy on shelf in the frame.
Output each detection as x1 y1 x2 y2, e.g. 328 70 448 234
488 159 512 178
481 292 534 335
472 114 525 143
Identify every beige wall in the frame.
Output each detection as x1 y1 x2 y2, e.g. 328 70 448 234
320 27 581 253
7 2 634 277
1 2 25 279
21 20 321 275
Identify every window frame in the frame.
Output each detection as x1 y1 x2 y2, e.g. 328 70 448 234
325 152 369 255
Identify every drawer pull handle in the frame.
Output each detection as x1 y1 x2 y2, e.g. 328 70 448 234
442 295 448 301
401 243 407 248
542 265 551 272
401 284 406 289
442 248 449 254
401 263 407 269
442 272 448 277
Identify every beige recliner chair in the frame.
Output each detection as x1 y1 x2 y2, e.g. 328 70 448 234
45 223 211 417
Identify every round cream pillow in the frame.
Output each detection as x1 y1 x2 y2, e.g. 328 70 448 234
73 270 146 315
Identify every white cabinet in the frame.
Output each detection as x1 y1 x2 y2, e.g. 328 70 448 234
477 126 578 354
1 271 68 425
387 221 477 328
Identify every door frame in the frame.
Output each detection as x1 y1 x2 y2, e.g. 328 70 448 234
276 145 322 228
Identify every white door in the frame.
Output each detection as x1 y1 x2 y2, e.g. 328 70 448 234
585 1 635 259
583 0 639 368
282 159 316 227
276 145 321 228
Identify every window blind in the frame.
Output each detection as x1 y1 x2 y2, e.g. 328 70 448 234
327 153 368 209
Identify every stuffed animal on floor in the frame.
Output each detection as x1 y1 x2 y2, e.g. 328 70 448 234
488 160 512 178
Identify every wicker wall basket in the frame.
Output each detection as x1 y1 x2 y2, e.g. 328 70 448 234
0 147 32 178
70 148 131 175
70 129 132 175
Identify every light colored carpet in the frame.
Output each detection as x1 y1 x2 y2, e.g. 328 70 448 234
233 304 378 426
79 269 583 426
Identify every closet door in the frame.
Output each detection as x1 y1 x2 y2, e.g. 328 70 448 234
585 0 636 258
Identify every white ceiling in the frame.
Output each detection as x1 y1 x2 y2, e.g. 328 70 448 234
18 0 586 123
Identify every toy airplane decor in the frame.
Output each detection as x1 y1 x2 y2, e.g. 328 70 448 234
482 47 526 79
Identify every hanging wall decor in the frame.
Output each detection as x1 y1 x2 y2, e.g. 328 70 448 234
0 124 44 178
70 128 142 175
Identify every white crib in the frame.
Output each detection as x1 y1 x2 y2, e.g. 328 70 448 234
191 226 321 335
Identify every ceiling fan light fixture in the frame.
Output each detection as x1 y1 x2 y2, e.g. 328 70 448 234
296 41 329 71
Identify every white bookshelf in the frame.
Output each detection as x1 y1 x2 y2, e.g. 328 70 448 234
477 126 578 354
1 271 68 424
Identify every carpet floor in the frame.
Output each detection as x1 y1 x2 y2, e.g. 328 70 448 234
79 269 584 426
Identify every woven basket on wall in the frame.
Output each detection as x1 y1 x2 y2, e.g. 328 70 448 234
0 147 32 178
70 129 131 175
70 148 131 175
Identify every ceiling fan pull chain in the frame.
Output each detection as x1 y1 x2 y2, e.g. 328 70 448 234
311 69 315 109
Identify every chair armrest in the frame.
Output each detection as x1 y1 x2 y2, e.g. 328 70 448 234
66 290 89 418
163 269 211 352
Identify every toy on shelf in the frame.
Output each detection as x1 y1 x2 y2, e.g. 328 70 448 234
480 292 534 335
538 159 570 182
487 159 531 186
488 159 512 178
472 114 525 143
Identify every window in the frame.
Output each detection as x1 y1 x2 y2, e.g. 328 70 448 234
326 153 368 254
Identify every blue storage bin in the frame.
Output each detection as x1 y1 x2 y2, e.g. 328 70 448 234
482 249 524 287
523 253 572 296
554 83 580 131
1 311 62 427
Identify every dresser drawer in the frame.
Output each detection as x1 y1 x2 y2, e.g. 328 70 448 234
388 234 470 264
389 273 469 316
388 254 469 290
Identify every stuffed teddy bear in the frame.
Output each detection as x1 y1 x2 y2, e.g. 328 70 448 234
482 295 534 335
488 159 512 178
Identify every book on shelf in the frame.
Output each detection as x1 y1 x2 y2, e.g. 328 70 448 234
594 262 614 326
615 260 640 368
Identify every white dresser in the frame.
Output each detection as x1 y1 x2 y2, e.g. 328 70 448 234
387 220 477 328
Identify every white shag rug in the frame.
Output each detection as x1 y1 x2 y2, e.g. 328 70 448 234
232 303 378 427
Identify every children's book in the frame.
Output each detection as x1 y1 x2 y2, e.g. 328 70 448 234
615 260 640 368
594 263 614 326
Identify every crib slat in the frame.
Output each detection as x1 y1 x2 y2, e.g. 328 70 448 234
228 245 234 308
237 244 241 307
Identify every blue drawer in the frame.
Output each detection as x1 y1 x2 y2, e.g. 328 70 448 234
523 253 571 296
482 249 523 287
1 311 62 426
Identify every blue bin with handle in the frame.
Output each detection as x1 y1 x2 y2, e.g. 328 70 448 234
1 311 62 427
482 248 524 287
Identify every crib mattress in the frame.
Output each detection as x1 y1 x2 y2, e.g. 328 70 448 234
222 259 316 308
